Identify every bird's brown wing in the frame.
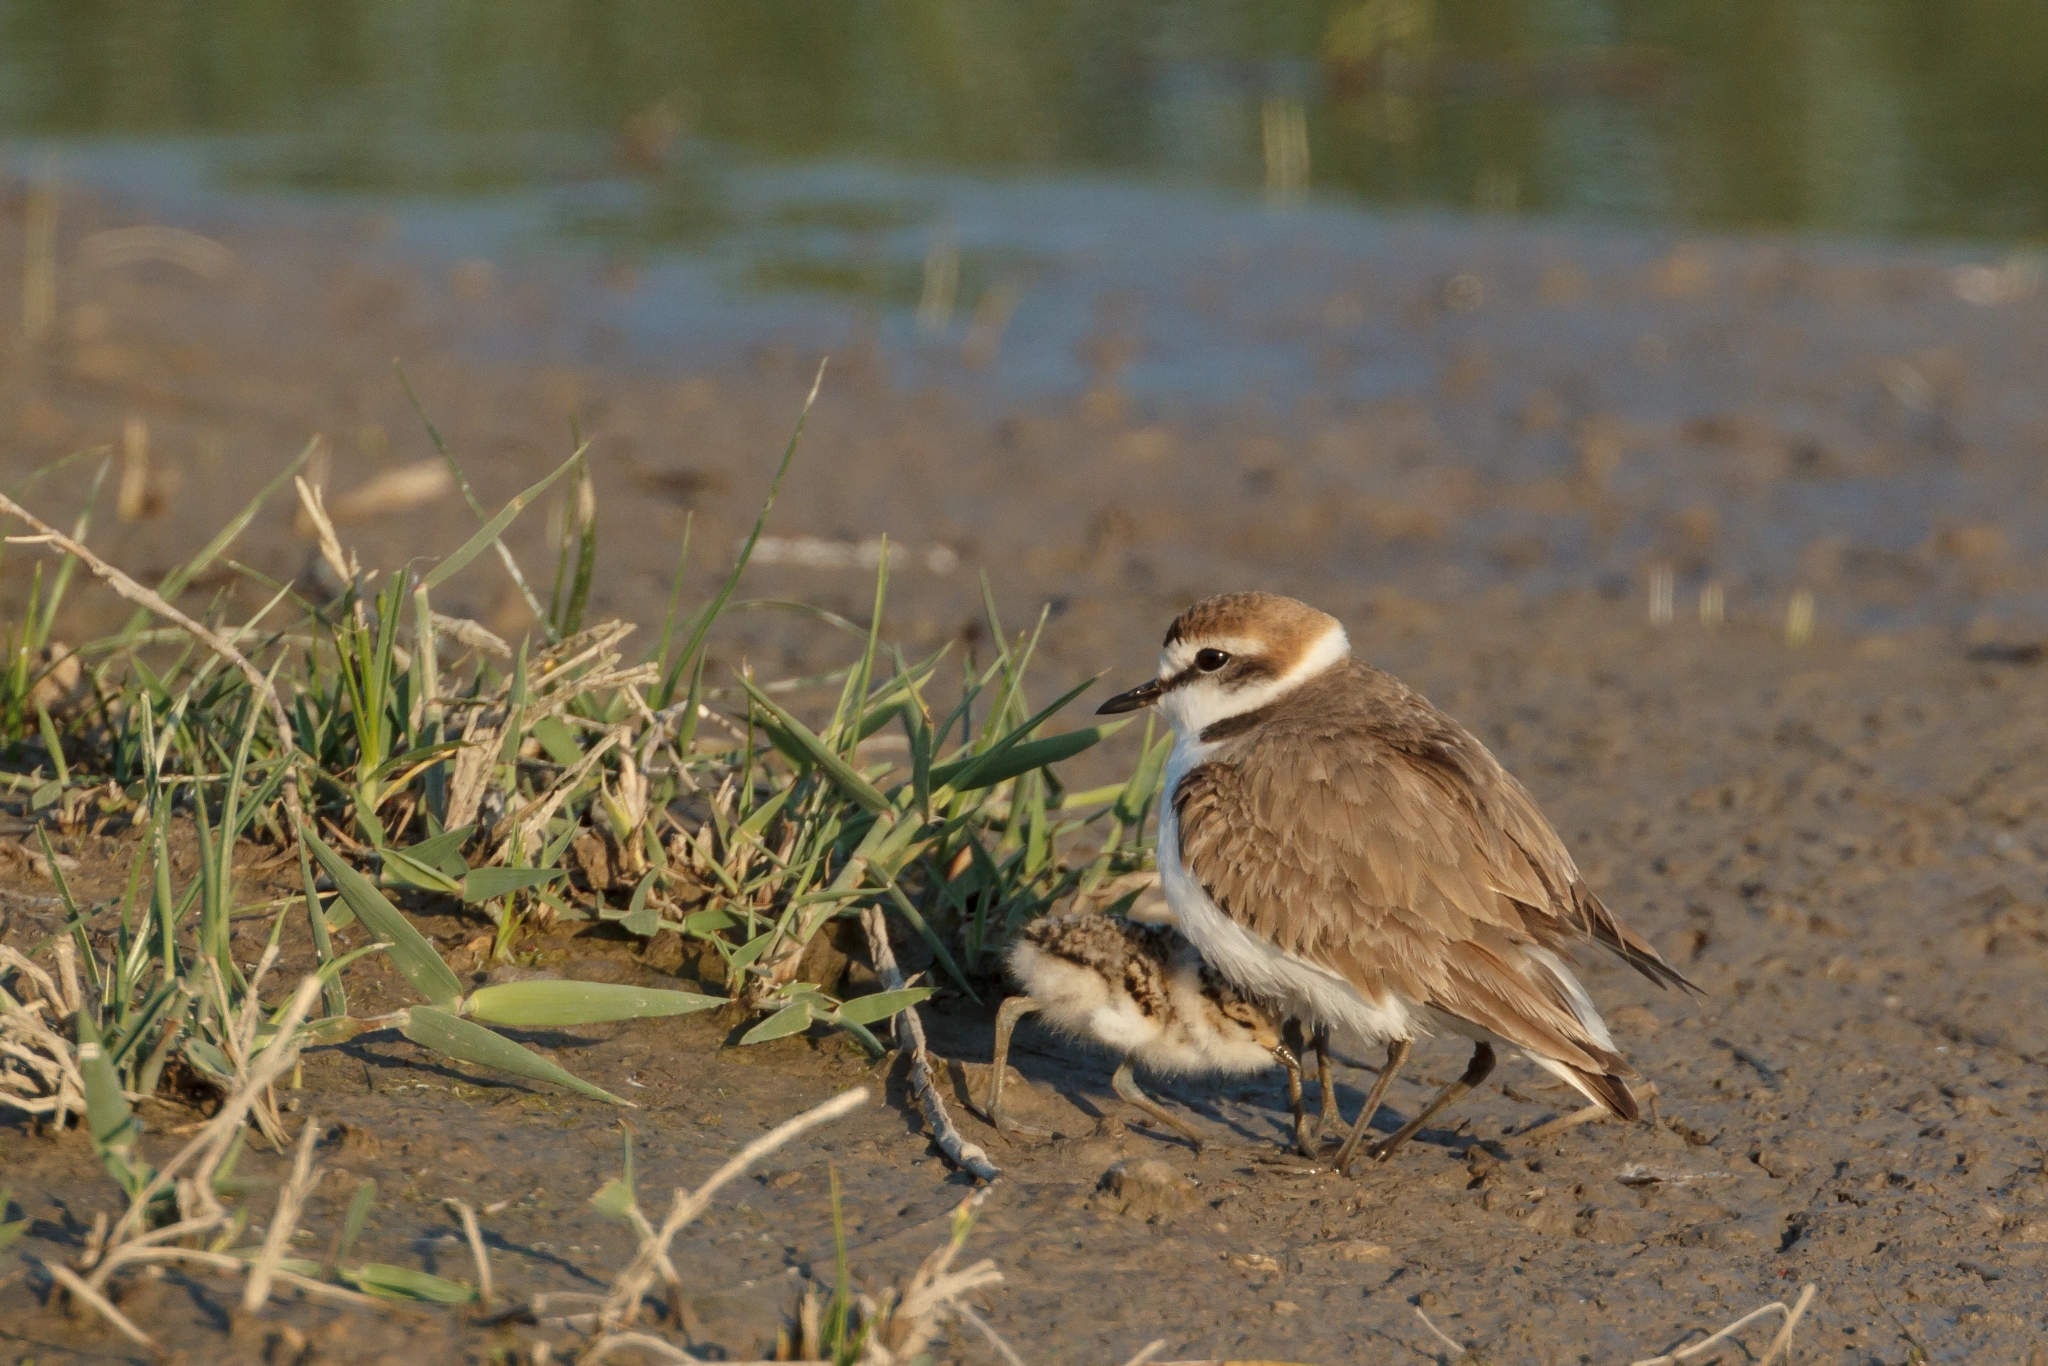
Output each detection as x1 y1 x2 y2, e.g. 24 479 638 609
1172 708 1667 1079
1448 742 1698 993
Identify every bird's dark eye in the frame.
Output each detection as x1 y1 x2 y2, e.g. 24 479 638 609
1195 648 1230 672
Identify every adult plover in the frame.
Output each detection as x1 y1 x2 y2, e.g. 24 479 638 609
1098 592 1696 1170
987 913 1340 1154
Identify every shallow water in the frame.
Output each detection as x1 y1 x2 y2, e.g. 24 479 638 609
6 4 2047 640
7 0 2048 241
4 1 2046 409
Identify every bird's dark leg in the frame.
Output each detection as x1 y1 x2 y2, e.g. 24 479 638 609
1313 1025 1340 1138
1112 1059 1207 1153
983 996 1050 1140
1333 1037 1412 1175
1280 1019 1317 1156
1368 1042 1496 1162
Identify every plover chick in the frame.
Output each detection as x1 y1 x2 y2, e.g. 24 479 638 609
1098 591 1699 1171
988 912 1339 1154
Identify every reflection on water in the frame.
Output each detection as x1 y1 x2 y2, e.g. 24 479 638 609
2 0 2045 244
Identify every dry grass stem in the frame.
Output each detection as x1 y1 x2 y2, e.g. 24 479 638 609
110 1247 390 1309
956 1303 1027 1366
243 1113 325 1311
812 1189 1001 1366
42 1259 154 1347
95 975 324 1275
1757 1282 1819 1364
0 947 88 1125
597 1087 868 1330
1415 1304 1466 1358
1630 1282 1819 1366
1118 1338 1170 1366
579 1331 699 1363
1516 1105 1609 1143
446 1198 495 1304
860 906 999 1183
0 489 307 829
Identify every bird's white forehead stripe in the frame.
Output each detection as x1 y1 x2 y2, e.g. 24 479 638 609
1161 621 1349 686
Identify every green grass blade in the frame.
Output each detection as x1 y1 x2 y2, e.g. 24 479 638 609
654 358 825 709
32 826 94 987
29 459 109 652
419 445 586 594
34 701 66 783
396 363 553 630
877 880 974 999
833 541 889 751
337 1180 377 1264
464 981 723 1027
341 1262 474 1304
378 845 464 896
400 1005 627 1105
1114 725 1174 826
403 824 477 879
460 867 564 903
930 676 1102 793
737 676 888 814
929 720 1125 794
78 1013 148 1196
561 458 596 636
303 827 464 1007
739 1000 813 1045
651 511 692 678
831 987 932 1027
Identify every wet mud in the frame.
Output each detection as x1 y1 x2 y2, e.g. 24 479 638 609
3 181 2047 1362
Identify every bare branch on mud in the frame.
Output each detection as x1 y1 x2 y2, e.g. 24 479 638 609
860 905 1000 1183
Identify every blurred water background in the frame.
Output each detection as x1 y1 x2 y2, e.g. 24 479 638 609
4 1 2044 398
3 1 2045 635
6 1 2046 236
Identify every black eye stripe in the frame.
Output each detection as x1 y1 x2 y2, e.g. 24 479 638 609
1160 653 1276 695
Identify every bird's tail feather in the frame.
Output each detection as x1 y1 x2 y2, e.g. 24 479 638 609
1531 1054 1641 1121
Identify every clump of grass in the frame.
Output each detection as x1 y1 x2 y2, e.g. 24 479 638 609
0 364 1157 1128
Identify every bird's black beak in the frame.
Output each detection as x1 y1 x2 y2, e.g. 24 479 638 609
1097 678 1164 714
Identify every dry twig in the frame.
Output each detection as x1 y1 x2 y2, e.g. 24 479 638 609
860 905 999 1182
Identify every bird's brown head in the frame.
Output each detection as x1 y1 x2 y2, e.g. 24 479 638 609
1097 591 1350 736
